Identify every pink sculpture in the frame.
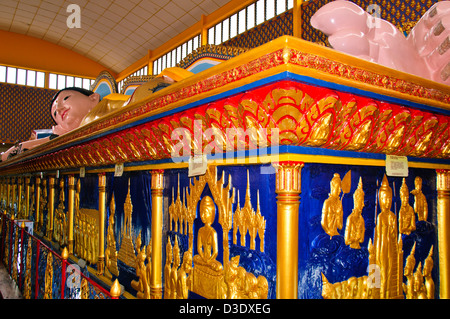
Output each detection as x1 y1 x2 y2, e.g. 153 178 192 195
310 0 450 85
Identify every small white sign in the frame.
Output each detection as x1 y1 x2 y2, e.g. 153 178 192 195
80 167 85 178
386 155 408 177
188 154 207 177
115 163 124 177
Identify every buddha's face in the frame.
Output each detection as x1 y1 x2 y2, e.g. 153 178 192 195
354 191 364 210
415 177 422 190
330 178 341 197
379 190 392 211
200 196 215 225
51 90 100 135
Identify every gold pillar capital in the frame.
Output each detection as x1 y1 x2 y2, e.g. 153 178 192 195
274 161 304 299
437 169 450 191
274 161 304 194
150 169 164 190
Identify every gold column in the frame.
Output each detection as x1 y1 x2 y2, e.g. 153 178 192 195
6 177 11 214
0 178 4 209
25 177 30 219
11 177 16 216
274 161 303 299
35 176 41 233
17 177 22 218
98 173 106 275
293 0 303 38
437 169 450 299
150 169 164 299
48 176 55 239
67 175 76 254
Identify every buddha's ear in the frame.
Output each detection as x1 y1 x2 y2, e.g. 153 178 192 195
89 92 101 104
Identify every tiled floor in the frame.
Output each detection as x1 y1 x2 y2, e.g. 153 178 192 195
0 262 23 299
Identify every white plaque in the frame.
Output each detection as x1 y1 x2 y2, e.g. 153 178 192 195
386 155 408 177
115 163 124 177
188 154 207 177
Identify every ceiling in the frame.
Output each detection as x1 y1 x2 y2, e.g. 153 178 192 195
0 0 232 74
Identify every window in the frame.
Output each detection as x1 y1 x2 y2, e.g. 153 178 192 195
36 72 45 88
118 65 149 93
0 66 6 82
207 0 294 45
152 34 201 75
48 73 93 90
27 70 36 87
7 67 17 84
17 68 26 86
0 64 91 89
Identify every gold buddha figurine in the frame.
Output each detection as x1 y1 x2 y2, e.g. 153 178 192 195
403 243 416 299
132 244 150 299
414 262 427 299
164 238 173 299
411 176 428 221
374 174 399 299
423 246 434 299
321 173 344 238
225 255 240 299
193 196 223 271
170 237 181 299
177 251 192 299
105 194 119 278
399 178 416 235
344 177 365 249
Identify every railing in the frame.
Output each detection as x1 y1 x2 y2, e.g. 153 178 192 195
0 212 120 299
